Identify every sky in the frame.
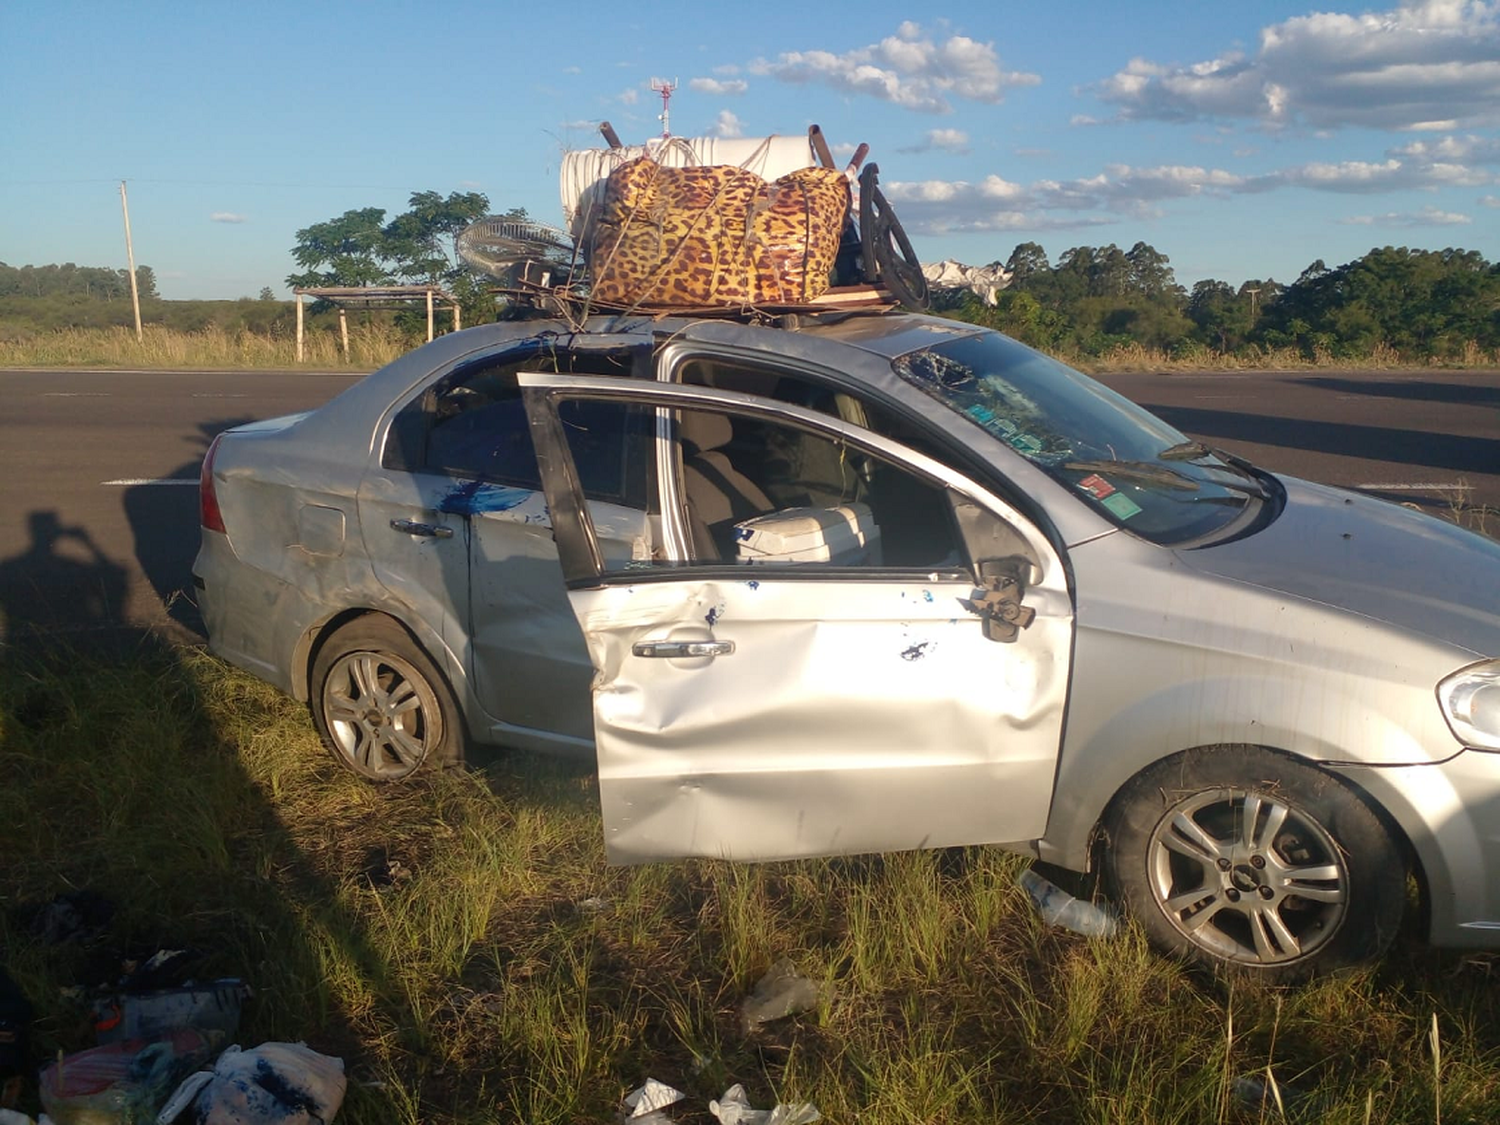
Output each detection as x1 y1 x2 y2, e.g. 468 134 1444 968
2 0 1496 301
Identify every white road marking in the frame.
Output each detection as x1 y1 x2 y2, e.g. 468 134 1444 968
101 478 199 486
1353 482 1469 491
44 392 111 397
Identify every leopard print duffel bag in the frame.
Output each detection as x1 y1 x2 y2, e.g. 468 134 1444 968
587 156 850 308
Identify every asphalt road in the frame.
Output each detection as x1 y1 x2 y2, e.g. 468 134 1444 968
1094 368 1500 515
0 368 365 646
1 364 1496 645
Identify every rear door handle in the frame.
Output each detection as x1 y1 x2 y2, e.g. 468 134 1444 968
632 640 734 658
391 518 453 539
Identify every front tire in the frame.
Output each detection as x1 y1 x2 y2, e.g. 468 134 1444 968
310 616 464 781
1104 747 1405 980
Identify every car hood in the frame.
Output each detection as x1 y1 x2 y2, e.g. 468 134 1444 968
1179 476 1500 659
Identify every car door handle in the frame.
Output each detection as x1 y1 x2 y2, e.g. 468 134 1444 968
632 640 735 658
391 518 453 539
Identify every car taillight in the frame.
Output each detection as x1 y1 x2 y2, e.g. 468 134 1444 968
200 435 226 533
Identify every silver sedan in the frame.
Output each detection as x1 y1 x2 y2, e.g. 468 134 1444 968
194 312 1500 980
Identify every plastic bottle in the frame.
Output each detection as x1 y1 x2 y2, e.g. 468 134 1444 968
1019 868 1119 938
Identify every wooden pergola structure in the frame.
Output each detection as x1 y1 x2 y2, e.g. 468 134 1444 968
293 285 461 362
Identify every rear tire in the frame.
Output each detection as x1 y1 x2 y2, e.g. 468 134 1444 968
310 616 465 782
1103 747 1405 981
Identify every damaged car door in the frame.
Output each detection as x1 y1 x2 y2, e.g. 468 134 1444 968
519 373 1076 864
363 341 648 746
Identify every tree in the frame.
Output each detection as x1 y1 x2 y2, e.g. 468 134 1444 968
1004 242 1050 285
258 287 276 301
381 190 491 284
1126 241 1182 301
134 265 158 299
1188 280 1246 351
286 207 391 290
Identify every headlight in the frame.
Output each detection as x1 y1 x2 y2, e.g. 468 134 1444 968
1438 660 1500 752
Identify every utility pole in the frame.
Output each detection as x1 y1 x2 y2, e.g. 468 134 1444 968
1246 286 1261 322
119 180 143 342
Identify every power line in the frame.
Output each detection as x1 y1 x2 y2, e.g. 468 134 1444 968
0 177 418 191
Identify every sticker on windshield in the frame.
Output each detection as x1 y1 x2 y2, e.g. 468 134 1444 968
1077 473 1116 499
1101 492 1143 519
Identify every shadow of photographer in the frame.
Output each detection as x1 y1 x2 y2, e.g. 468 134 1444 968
0 507 418 1121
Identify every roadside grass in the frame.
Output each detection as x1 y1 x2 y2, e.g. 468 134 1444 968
5 642 1500 1122
1447 483 1498 539
0 324 410 371
1086 340 1500 374
3 324 1499 375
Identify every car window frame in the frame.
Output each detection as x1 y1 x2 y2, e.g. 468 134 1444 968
517 373 1052 591
654 338 1074 557
379 339 651 507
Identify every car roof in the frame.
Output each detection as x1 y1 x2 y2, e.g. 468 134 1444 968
291 310 992 452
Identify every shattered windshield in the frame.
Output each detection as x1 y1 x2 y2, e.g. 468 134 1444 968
892 333 1274 545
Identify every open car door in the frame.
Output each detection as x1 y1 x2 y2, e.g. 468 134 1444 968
520 373 1074 864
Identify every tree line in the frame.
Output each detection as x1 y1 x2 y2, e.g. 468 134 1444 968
0 262 158 301
6 187 1497 365
945 241 1500 361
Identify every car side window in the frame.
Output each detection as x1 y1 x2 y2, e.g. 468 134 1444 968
676 357 955 468
545 396 967 572
673 407 963 568
386 351 644 506
425 379 541 490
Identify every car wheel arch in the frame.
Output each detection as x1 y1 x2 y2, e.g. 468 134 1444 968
1087 742 1426 948
306 612 470 780
295 607 462 709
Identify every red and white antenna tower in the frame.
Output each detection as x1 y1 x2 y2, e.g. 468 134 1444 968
650 77 677 138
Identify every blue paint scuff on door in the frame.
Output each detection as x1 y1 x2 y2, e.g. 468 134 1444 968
439 481 534 516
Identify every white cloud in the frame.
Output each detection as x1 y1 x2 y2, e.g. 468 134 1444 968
748 22 1038 114
210 212 247 224
898 128 971 154
1391 133 1500 164
709 109 743 138
617 88 639 105
884 164 1243 231
1341 205 1473 225
1092 1 1500 131
880 148 1496 235
689 77 748 96
1481 194 1500 206
1245 156 1493 193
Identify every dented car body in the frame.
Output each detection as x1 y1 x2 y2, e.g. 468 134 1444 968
195 311 1500 978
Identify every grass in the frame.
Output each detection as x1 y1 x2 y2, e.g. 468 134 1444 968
1084 339 1500 374
2 324 1498 375
1446 483 1498 539
0 323 412 370
5 641 1500 1123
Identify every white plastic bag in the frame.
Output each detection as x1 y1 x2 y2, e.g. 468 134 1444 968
709 1084 820 1125
158 1042 344 1125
